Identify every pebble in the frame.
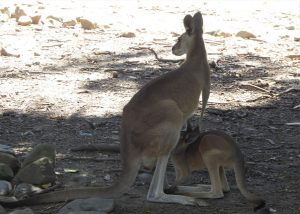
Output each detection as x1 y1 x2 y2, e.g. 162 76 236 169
236 31 256 39
79 18 96 30
286 26 295 30
120 32 136 38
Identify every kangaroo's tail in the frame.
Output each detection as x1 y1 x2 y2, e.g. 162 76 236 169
233 151 266 212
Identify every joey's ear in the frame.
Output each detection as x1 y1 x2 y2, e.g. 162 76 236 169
183 14 193 35
192 12 203 34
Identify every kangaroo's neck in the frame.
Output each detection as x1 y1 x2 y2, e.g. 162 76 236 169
186 35 207 62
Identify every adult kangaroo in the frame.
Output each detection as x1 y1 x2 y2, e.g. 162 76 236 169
1 12 210 207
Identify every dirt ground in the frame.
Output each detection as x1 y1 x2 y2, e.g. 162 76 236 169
0 0 299 213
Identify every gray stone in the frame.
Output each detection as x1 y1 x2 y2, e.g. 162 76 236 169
9 208 34 214
14 157 56 185
0 163 14 180
0 180 12 196
22 144 55 168
0 152 20 173
0 205 7 214
14 183 42 199
58 198 114 214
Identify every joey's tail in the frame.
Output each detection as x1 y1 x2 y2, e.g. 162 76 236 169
233 152 266 212
1 132 141 207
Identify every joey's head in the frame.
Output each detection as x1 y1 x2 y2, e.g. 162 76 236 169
172 12 204 56
172 122 200 156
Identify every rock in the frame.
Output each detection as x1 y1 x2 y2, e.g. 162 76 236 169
45 15 63 27
14 157 56 185
13 6 27 20
294 37 300 42
46 15 63 23
137 172 152 185
79 18 97 30
0 144 15 156
58 198 114 214
0 152 20 173
9 208 34 214
206 30 231 38
14 183 43 199
30 15 41 24
0 180 12 196
236 31 256 39
120 32 136 38
112 71 118 78
63 19 77 27
0 7 10 17
22 144 55 168
286 26 295 30
18 16 32 26
0 205 7 214
0 205 7 213
0 163 14 180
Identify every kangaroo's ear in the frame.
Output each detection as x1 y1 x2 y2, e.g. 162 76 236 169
192 12 203 34
183 14 193 35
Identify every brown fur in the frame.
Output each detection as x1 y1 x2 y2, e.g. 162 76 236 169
168 124 266 211
1 12 210 207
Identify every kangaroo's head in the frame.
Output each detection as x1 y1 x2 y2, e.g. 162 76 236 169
172 12 204 56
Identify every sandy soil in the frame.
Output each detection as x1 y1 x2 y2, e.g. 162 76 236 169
0 0 299 213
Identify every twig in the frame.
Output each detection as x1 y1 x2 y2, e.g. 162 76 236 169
131 47 184 63
293 104 300 109
277 87 300 96
246 95 272 103
42 44 63 49
238 83 274 95
285 122 300 126
286 55 300 60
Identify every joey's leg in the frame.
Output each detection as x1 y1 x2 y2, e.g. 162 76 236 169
219 167 230 192
175 160 224 199
147 155 207 206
